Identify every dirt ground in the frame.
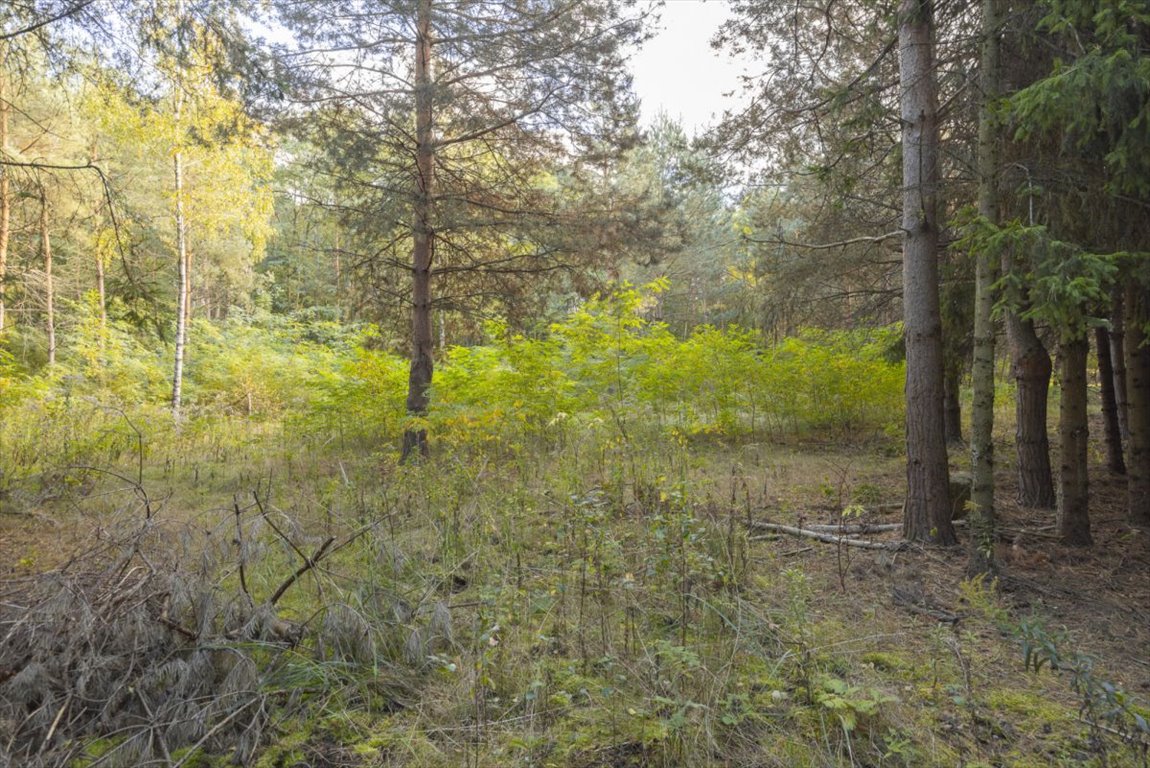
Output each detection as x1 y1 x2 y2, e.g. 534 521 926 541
3 431 1149 688
739 429 1150 698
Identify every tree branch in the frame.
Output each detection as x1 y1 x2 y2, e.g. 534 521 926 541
745 230 903 250
746 520 908 550
0 0 101 41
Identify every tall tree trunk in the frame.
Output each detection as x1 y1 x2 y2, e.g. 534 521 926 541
1006 310 1056 507
40 187 55 366
1095 326 1126 474
968 0 1001 575
1110 286 1130 442
0 68 9 334
1057 335 1091 545
172 145 189 418
184 248 193 328
1125 285 1150 525
943 367 963 445
95 246 107 375
401 0 435 461
91 142 107 365
899 0 954 545
171 0 189 420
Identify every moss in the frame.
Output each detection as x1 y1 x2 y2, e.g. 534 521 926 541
70 737 124 767
911 739 962 767
167 746 214 768
860 651 908 672
318 709 375 742
981 688 1102 767
753 734 823 766
357 724 446 766
252 721 311 768
985 688 1073 727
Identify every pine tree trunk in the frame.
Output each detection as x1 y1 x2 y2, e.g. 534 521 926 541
1095 326 1125 474
1057 335 1091 545
968 0 1001 575
1110 286 1130 442
401 0 435 461
1125 285 1150 525
40 188 55 366
1006 311 1056 508
944 367 963 445
899 0 954 545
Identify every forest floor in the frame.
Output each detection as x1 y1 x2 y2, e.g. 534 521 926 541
2 414 1149 768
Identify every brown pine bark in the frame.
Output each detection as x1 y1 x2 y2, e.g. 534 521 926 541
1006 311 1056 508
1095 326 1125 474
899 0 955 545
943 368 963 445
1125 285 1150 525
1057 335 1091 545
401 0 435 461
1110 287 1130 442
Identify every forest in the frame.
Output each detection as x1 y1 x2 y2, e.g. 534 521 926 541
0 0 1149 765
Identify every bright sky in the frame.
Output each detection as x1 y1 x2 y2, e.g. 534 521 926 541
628 0 752 136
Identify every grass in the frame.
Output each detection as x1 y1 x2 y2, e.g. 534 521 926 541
1 405 1148 768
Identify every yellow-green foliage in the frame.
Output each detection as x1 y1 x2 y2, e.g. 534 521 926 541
761 328 905 435
0 346 49 405
425 282 905 446
68 298 171 403
0 283 906 475
187 313 344 417
301 329 409 442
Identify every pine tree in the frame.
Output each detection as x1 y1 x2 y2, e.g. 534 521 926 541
899 0 954 544
276 0 643 458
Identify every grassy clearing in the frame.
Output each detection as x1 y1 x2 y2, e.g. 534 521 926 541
2 290 1147 766
3 413 1146 767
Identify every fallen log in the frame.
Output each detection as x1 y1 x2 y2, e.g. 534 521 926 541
746 521 907 551
802 522 902 534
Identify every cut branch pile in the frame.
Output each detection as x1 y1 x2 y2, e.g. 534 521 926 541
0 493 445 767
0 523 270 767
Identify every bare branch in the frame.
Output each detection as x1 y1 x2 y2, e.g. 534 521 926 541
0 0 101 41
745 230 903 251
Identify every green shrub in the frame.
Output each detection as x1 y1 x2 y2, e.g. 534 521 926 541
2 281 906 465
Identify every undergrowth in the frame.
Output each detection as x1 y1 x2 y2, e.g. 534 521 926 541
1 283 903 485
1 285 1144 767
